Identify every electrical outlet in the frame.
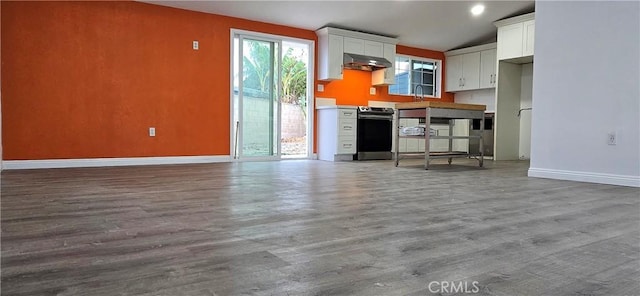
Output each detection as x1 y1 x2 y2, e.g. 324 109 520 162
192 40 199 50
370 87 376 95
317 84 324 92
149 127 156 137
607 132 616 145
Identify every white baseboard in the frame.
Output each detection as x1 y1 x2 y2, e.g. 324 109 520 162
2 155 232 170
528 167 640 188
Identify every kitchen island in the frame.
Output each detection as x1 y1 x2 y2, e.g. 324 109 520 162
395 101 486 169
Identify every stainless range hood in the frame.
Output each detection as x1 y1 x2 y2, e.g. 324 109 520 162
343 53 392 71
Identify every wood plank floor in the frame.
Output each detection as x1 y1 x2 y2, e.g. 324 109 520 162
1 159 639 296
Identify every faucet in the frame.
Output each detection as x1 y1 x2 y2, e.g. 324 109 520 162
414 84 425 102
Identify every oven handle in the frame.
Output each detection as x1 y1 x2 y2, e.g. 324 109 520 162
358 114 393 120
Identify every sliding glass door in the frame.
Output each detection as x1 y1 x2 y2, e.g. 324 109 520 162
234 35 282 159
232 31 313 160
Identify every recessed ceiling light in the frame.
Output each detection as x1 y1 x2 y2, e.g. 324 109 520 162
471 4 485 16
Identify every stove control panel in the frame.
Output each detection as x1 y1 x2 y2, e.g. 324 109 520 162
358 106 394 114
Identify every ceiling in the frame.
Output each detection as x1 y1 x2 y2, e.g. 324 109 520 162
143 1 535 52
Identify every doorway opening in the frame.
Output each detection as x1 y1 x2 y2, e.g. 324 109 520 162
231 30 313 160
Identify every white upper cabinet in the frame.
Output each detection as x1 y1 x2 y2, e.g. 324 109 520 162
372 43 396 86
317 32 344 80
523 20 535 57
495 13 535 61
316 27 398 82
445 43 496 92
497 23 524 60
445 54 464 92
364 40 384 57
344 38 384 57
462 52 481 90
480 48 497 89
344 37 364 54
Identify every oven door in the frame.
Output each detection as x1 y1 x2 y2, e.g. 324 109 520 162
357 116 393 160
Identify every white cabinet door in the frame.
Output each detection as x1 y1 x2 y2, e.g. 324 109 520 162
480 49 497 89
445 54 464 92
338 108 357 119
523 20 535 57
327 34 344 80
364 40 383 57
317 33 343 81
398 138 407 153
382 43 396 84
337 136 356 154
372 43 396 85
343 37 364 54
406 139 420 152
497 22 524 60
338 119 356 136
461 52 481 90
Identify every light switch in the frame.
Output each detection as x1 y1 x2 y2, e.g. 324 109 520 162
149 127 156 137
193 40 199 50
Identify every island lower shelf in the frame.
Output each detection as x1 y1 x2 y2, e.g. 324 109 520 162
394 101 486 170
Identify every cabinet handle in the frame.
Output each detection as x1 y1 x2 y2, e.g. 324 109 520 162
459 78 462 87
462 77 465 86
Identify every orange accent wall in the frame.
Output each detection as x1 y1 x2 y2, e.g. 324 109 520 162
1 1 315 160
317 45 454 105
2 1 453 160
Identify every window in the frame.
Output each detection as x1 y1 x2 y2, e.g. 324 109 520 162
388 56 441 98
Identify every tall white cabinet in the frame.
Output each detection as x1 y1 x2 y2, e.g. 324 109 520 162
493 13 536 161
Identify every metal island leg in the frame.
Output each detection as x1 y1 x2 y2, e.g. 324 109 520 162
394 109 400 167
424 107 431 170
448 118 454 165
479 112 484 167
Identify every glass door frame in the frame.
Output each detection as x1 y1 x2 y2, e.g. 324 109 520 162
229 29 316 161
237 34 282 160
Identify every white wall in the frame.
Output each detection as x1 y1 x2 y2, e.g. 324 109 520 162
518 63 533 159
529 1 640 187
454 89 496 112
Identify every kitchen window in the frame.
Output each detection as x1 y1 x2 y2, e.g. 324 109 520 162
388 56 441 98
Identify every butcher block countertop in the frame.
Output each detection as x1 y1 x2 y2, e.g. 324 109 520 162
395 101 486 111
